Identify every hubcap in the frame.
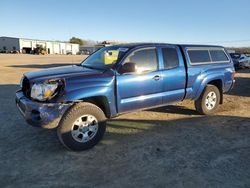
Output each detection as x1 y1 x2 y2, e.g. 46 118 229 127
71 115 98 143
205 91 217 110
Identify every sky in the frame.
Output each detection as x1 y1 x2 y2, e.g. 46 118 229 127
0 0 250 47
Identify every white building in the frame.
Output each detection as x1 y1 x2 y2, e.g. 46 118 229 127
0 36 79 55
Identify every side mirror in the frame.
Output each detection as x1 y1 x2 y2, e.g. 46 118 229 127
119 62 136 74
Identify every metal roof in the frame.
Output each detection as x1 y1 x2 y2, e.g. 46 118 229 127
0 36 79 45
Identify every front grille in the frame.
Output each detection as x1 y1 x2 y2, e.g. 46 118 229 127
22 76 31 98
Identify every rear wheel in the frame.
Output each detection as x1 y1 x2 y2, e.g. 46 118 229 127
195 85 220 115
57 102 106 151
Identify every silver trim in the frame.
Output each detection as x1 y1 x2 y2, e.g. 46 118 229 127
121 89 185 104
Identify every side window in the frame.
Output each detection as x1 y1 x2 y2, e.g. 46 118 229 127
124 48 158 74
162 48 179 69
187 50 211 64
210 50 229 62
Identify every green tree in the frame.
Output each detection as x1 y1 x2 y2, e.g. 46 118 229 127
69 37 85 46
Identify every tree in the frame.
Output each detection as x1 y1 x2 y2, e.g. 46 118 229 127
69 37 84 46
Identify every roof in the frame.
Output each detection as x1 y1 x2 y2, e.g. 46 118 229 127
110 43 167 49
109 43 224 49
178 44 224 48
0 36 79 45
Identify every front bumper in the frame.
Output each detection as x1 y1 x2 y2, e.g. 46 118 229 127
15 90 72 129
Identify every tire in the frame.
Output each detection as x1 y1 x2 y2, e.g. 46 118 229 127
195 85 220 115
57 102 106 151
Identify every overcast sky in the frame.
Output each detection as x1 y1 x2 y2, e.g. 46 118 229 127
1 0 250 47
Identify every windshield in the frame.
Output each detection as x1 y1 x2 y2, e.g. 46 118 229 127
81 46 129 70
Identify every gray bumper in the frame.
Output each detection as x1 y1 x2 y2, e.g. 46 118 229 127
15 90 72 129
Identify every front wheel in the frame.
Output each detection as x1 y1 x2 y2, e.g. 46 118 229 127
195 85 220 115
57 102 106 151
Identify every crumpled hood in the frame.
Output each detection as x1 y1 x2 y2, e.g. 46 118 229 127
24 65 104 81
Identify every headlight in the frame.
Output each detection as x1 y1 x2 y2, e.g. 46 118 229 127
31 82 59 101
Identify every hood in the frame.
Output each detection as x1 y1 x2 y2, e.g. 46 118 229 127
24 65 104 81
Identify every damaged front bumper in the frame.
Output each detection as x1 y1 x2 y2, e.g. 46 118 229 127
15 90 72 129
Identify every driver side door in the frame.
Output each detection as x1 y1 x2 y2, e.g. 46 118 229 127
116 47 163 113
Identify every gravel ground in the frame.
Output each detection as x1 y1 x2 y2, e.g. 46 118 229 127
0 54 249 188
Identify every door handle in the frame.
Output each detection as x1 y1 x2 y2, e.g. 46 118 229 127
152 75 161 81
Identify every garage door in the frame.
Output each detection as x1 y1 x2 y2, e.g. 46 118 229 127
53 43 60 54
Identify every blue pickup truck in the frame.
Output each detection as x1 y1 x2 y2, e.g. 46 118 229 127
16 43 235 151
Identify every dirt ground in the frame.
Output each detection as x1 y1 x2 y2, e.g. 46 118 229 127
0 54 249 188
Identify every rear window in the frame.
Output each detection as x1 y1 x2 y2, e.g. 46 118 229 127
210 50 229 62
187 48 229 64
162 48 179 69
187 50 211 64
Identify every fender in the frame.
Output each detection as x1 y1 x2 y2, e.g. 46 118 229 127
193 71 224 100
57 75 117 117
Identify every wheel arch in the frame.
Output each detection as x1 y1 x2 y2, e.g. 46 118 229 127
78 96 111 118
207 79 223 104
195 77 224 104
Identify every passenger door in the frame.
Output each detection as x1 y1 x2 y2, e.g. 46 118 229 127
160 46 186 103
116 47 163 113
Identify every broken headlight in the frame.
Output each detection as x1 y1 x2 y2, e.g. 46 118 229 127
31 81 60 101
